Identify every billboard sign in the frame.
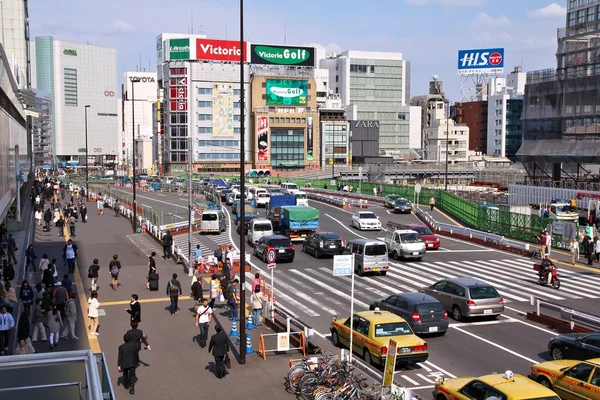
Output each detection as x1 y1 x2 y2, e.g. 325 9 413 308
196 38 248 62
169 38 191 60
212 83 234 137
307 117 314 161
458 48 504 75
266 80 308 105
251 44 315 67
256 115 269 163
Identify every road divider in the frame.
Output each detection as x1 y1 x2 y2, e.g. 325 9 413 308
527 295 600 333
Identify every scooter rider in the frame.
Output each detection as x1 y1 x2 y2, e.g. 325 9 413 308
539 255 556 282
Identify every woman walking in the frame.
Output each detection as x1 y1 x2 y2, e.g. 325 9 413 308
31 299 47 342
34 209 42 226
47 307 63 350
570 238 580 265
19 280 34 313
88 290 100 336
88 259 100 292
251 286 264 327
109 254 122 290
17 310 35 354
25 245 37 275
208 274 221 310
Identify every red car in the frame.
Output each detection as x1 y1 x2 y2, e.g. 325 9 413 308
400 223 440 250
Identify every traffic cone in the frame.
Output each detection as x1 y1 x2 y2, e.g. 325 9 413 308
246 312 254 330
230 317 239 337
245 333 254 354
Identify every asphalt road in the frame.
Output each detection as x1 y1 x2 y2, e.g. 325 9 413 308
111 187 600 394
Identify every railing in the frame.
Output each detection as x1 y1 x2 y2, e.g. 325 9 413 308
529 295 600 332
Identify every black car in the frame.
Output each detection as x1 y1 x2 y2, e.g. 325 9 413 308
393 199 412 214
302 232 344 258
548 332 600 360
253 235 295 263
220 189 233 201
369 292 449 336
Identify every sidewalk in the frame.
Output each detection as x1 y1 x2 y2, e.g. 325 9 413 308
68 203 296 399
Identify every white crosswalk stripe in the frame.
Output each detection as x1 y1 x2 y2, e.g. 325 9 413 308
127 234 163 254
171 232 230 258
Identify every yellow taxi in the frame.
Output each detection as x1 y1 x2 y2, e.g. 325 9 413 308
434 371 560 400
529 358 600 399
329 309 428 366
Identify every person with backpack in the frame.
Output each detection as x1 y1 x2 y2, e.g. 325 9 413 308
227 279 239 321
147 270 159 291
166 274 182 315
88 259 100 291
109 254 122 290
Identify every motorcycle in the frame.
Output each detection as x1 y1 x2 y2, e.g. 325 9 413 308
533 263 561 289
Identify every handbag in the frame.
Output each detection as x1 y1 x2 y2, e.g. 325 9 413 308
224 353 231 369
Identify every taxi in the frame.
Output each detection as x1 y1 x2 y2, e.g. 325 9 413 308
434 371 560 400
329 309 428 366
529 358 600 399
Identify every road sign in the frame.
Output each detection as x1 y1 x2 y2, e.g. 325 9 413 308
266 249 276 264
330 179 335 186
333 254 353 276
415 183 422 194
383 338 398 387
267 263 276 269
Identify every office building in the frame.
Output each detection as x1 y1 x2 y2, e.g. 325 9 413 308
34 37 118 167
31 89 52 167
321 50 412 154
454 100 488 152
411 77 447 157
423 101 470 164
0 0 31 88
518 1 600 180
319 95 349 167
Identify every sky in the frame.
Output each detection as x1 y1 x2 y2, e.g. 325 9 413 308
29 0 567 101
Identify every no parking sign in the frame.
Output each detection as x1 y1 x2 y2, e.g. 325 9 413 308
266 249 276 264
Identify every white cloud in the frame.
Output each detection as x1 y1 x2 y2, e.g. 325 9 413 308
107 20 134 34
529 3 567 18
405 0 485 6
472 31 512 43
472 12 510 27
306 42 343 54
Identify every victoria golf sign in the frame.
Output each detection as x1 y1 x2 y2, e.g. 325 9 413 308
251 44 315 67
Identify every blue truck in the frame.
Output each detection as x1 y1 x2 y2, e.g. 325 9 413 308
279 205 320 242
266 194 296 230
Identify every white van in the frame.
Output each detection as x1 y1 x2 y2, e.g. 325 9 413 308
247 218 274 245
255 192 271 207
344 239 389 276
231 185 240 194
200 210 226 234
295 191 308 207
281 182 300 195
246 187 260 201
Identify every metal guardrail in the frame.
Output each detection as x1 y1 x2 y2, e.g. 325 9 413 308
529 295 600 331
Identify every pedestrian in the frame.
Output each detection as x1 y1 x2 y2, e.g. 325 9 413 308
69 214 76 237
167 273 182 315
62 240 78 275
251 272 261 292
0 305 15 355
127 321 151 367
33 282 45 301
113 199 119 217
0 223 7 243
429 196 436 211
31 299 47 342
17 310 35 354
53 208 60 224
147 270 159 291
194 245 202 265
147 252 156 277
47 307 63 350
88 258 100 291
251 285 265 327
88 290 100 335
6 234 17 264
80 203 87 223
3 260 15 282
56 216 65 237
117 333 138 395
14 339 32 355
588 237 596 266
61 274 73 294
373 187 377 197
195 298 212 348
228 279 239 321
96 196 104 215
38 253 50 274
52 281 68 320
208 324 230 379
42 263 55 289
595 237 600 263
540 231 549 257
162 231 173 259
24 245 37 275
125 294 141 323
223 258 232 281
19 280 34 313
43 208 52 229
35 208 42 225
209 274 221 310
60 292 78 340
109 254 122 290
191 277 203 301
3 280 17 312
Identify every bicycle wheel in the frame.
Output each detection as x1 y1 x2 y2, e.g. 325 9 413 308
314 390 334 400
287 364 308 384
298 372 319 400
289 368 310 394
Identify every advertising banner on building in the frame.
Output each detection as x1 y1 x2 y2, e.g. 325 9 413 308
168 38 191 60
256 116 269 163
457 48 504 75
266 80 308 105
196 38 248 62
307 117 314 161
212 83 234 137
251 44 315 67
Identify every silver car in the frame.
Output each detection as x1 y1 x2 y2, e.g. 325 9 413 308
419 278 504 321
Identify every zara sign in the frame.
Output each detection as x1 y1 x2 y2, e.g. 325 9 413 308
354 121 379 128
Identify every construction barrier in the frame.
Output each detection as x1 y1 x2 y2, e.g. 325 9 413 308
257 331 306 360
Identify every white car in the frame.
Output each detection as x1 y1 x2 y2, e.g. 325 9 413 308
352 211 382 231
255 192 271 207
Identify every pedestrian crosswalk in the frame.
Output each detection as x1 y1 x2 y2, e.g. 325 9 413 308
127 234 163 255
171 230 232 261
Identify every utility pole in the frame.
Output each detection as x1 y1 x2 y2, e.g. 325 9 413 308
188 119 193 276
84 105 90 199
131 78 140 232
238 0 247 365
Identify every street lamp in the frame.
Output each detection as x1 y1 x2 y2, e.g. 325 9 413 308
444 100 450 191
238 0 247 365
131 77 141 233
84 105 91 200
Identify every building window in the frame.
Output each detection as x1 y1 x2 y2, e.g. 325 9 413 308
569 0 576 8
588 6 596 21
578 9 585 23
234 127 240 134
170 68 186 75
234 89 241 95
198 153 240 160
233 115 240 121
64 68 78 106
198 88 212 95
262 82 266 88
170 113 187 124
397 113 407 120
198 114 212 121
234 102 240 109
198 127 213 134
198 101 212 108
270 128 305 168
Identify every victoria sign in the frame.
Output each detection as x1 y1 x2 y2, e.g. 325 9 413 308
266 80 308 105
251 44 314 67
196 38 248 62
457 48 504 75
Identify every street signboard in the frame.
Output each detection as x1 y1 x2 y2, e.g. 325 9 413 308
333 254 353 276
330 180 336 186
458 48 504 75
266 249 276 264
267 262 276 270
415 183 422 194
383 338 398 387
277 332 290 351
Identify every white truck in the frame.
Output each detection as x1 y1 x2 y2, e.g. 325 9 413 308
380 229 426 261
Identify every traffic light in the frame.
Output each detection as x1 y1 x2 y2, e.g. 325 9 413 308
246 169 271 178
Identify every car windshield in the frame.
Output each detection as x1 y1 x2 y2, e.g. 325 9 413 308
269 188 282 193
395 200 409 205
365 244 387 256
254 223 272 232
400 233 422 243
374 322 412 337
295 194 307 199
258 193 270 198
359 213 377 219
416 302 444 313
413 227 433 235
268 238 291 247
469 286 500 299
202 213 217 221
285 184 298 190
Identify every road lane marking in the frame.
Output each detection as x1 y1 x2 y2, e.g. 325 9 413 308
416 374 436 384
424 361 457 378
399 375 419 385
114 188 188 209
501 314 559 336
450 319 518 328
325 213 368 239
451 326 541 364
289 269 370 309
408 385 434 390
417 362 432 372
311 199 355 215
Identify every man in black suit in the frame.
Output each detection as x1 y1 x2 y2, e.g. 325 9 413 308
208 324 230 379
125 294 141 323
118 333 139 394
126 321 151 366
